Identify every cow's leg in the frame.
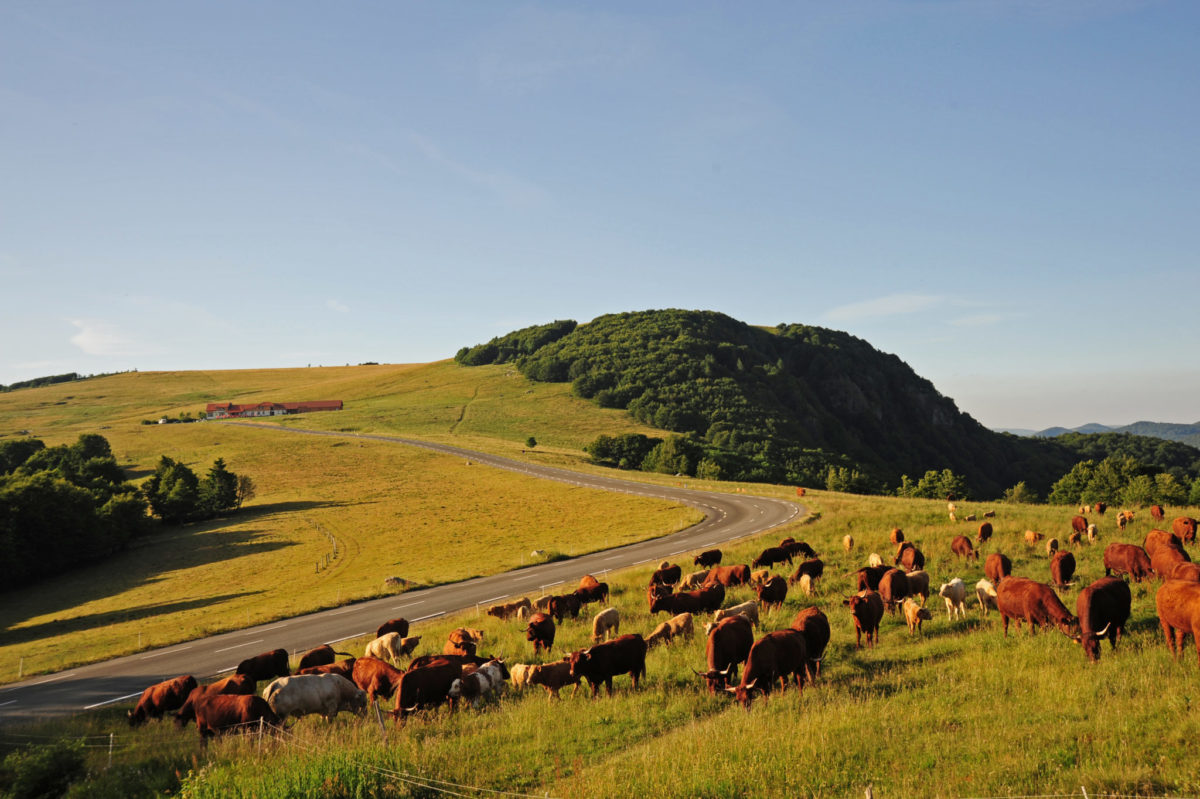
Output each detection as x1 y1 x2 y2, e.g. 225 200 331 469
1162 620 1176 657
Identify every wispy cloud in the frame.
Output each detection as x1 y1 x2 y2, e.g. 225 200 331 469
949 313 1008 328
327 299 349 314
68 319 152 357
409 132 549 208
823 293 944 323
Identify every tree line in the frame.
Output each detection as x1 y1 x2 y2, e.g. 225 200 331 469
0 434 254 588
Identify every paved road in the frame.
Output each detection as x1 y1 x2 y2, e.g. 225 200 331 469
0 425 803 723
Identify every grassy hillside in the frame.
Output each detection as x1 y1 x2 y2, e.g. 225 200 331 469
0 365 698 679
9 489 1200 797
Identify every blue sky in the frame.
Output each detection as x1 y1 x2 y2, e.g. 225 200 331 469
3 1 1197 430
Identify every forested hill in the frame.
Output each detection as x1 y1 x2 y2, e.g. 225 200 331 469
455 309 1092 497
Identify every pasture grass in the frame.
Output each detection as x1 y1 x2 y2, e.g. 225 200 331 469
14 489 1200 797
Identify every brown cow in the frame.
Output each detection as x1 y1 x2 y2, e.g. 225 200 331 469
570 634 648 697
904 570 931 604
525 612 556 654
790 607 830 680
1152 546 1190 581
235 649 289 683
527 659 581 699
1103 542 1154 582
574 582 610 606
649 563 682 587
173 674 256 729
1144 529 1187 560
650 583 725 615
351 656 406 702
1093 502 1107 515
726 630 807 709
1173 517 1199 544
1050 550 1076 588
128 675 197 726
376 617 410 639
392 661 463 722
854 564 891 592
486 597 532 621
844 591 884 648
547 593 582 622
192 693 279 743
296 658 357 680
951 535 978 561
878 568 911 613
895 543 925 572
1071 515 1088 536
694 549 723 568
1171 562 1200 582
996 577 1078 637
1155 579 1200 665
985 552 1012 585
695 614 754 694
788 558 824 587
1150 505 1165 522
977 522 993 545
755 576 788 611
1024 529 1044 545
752 546 793 569
890 528 904 545
1072 577 1130 662
705 564 751 587
296 645 351 672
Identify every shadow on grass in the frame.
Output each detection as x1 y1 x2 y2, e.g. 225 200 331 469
0 591 263 646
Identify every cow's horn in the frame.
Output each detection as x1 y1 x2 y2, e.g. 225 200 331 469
723 686 738 695
1095 622 1111 637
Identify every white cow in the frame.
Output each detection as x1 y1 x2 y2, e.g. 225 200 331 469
938 578 967 619
713 600 759 630
262 674 366 722
448 660 509 708
590 607 620 643
976 579 998 615
365 632 419 665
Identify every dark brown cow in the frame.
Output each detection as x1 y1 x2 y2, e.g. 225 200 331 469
996 577 1077 637
1173 517 1199 544
1150 504 1165 521
694 549 723 567
894 542 925 572
235 648 289 683
407 653 489 672
1050 550 1076 588
296 645 351 672
790 607 830 680
128 675 197 726
1093 502 1107 515
296 658 356 679
696 615 754 694
752 546 793 569
443 639 477 657
985 553 1013 585
392 662 463 722
1155 579 1200 665
878 568 911 613
726 630 807 709
649 563 682 587
646 581 673 611
1103 542 1153 582
351 656 406 702
1072 577 1130 662
755 576 788 611
574 582 609 606
192 693 279 742
547 593 583 622
376 617 410 639
650 583 725 615
173 674 256 729
951 535 978 560
1143 529 1187 560
705 564 751 588
904 570 930 604
525 612 556 654
569 634 647 697
788 558 824 586
1071 515 1088 536
890 528 905 545
977 522 993 545
854 564 891 592
781 540 817 560
844 591 884 648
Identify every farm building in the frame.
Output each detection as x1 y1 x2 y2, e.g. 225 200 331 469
205 400 343 419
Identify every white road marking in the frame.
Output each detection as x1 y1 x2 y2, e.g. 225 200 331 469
84 691 142 710
140 645 193 660
324 632 370 646
327 607 358 616
0 700 16 707
479 595 508 604
215 639 262 653
392 602 424 610
27 673 74 687
412 611 446 622
255 623 289 632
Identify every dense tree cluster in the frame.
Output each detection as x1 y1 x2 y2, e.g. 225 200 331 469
456 310 1200 500
142 456 248 524
1047 455 1200 508
0 434 149 588
0 372 80 392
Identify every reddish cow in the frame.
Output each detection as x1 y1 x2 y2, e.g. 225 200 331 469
352 656 407 702
173 674 256 729
694 549 723 567
726 630 807 709
1103 543 1154 583
646 581 673 611
528 660 581 699
569 634 648 697
985 553 1013 585
977 522 993 545
996 577 1078 637
192 694 279 743
376 617 410 639
752 546 793 570
1071 515 1088 536
574 582 610 606
705 564 751 588
890 528 905 545
1173 517 1199 544
755 576 788 611
547 593 583 623
525 612 556 654
1072 577 1131 662
1155 580 1200 665
1152 546 1190 581
854 564 891 592
296 658 356 680
696 615 754 694
407 653 488 672
844 591 884 649
1093 502 1107 515
878 568 911 613
790 607 830 680
296 645 351 672
650 583 725 615
1144 529 1187 560
1050 550 1076 588
235 648 289 683
1171 562 1200 582
1150 505 1165 521
894 542 925 572
128 675 197 726
951 535 978 561
392 662 463 722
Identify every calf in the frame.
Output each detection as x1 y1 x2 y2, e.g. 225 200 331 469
1024 529 1044 545
939 578 967 619
843 534 854 553
365 632 420 665
528 659 581 699
570 634 648 698
867 553 884 568
128 675 197 726
509 663 535 690
844 590 884 649
590 607 620 643
1073 577 1131 663
788 558 824 588
448 659 510 708
486 597 532 621
951 535 977 561
976 579 999 615
680 569 711 590
903 598 933 635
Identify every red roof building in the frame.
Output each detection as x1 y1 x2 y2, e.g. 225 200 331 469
205 400 343 419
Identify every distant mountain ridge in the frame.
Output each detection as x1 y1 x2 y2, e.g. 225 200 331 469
1007 421 1200 450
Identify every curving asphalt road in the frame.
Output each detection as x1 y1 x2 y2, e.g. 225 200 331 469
0 425 803 723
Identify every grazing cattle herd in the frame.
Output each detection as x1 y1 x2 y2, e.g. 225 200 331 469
120 509 1200 751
